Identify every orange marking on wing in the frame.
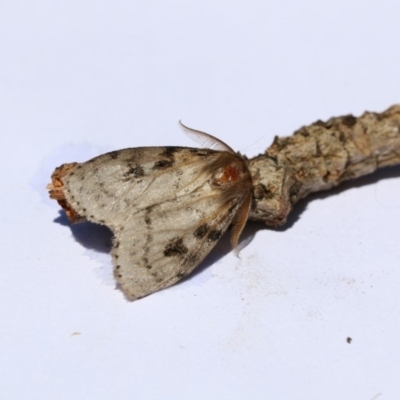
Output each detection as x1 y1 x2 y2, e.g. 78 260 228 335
215 164 241 185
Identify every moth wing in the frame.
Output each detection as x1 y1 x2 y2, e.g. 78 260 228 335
60 146 252 300
112 189 244 300
61 147 219 228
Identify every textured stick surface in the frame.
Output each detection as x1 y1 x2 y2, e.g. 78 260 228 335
248 104 400 226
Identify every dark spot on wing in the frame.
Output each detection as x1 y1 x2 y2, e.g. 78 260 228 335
189 148 212 156
207 229 222 242
145 205 155 213
161 147 179 157
193 223 209 239
153 159 174 170
164 237 188 257
150 271 163 283
143 257 152 269
108 151 120 159
145 215 151 225
124 164 145 178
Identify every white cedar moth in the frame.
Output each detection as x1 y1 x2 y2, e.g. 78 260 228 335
47 123 252 300
48 105 400 300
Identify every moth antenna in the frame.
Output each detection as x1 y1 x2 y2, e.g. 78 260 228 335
179 120 235 153
231 194 252 256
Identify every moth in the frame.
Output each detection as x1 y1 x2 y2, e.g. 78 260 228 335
47 123 253 300
47 105 400 300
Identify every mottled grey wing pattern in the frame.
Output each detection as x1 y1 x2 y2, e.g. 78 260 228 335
62 147 217 228
61 146 249 300
112 190 243 300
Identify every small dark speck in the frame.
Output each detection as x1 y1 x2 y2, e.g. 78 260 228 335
125 165 145 178
153 159 174 170
207 229 222 242
161 147 178 157
346 337 352 344
164 237 188 257
193 223 209 239
109 151 120 159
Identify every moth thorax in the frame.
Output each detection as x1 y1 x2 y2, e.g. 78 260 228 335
212 162 242 187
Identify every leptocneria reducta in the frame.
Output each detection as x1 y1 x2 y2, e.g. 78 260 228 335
47 104 400 300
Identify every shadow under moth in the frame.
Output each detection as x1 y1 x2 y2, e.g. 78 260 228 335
47 105 400 300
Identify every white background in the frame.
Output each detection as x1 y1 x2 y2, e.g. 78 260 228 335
1 1 400 399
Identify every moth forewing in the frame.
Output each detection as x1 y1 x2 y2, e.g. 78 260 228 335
57 147 217 228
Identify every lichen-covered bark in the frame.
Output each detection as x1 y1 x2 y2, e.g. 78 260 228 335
248 105 400 226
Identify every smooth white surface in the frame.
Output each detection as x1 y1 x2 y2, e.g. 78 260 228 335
1 1 400 399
